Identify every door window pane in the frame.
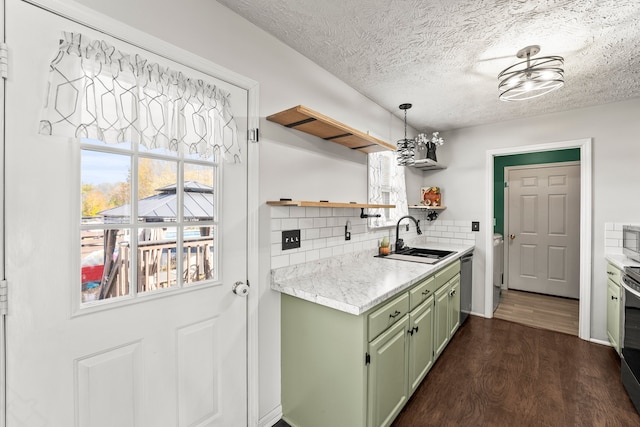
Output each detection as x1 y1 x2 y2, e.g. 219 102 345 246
137 157 178 223
183 225 216 285
81 150 131 224
184 162 215 221
81 228 131 303
138 226 178 293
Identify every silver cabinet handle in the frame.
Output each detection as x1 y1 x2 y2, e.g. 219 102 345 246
509 234 516 240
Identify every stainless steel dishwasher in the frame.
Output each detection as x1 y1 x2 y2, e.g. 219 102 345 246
460 252 473 324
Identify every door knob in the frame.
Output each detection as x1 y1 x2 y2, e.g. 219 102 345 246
233 281 250 297
509 234 516 240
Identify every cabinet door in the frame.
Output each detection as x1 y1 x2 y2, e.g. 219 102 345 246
448 274 461 337
368 315 409 427
408 297 434 396
607 278 621 354
434 283 450 359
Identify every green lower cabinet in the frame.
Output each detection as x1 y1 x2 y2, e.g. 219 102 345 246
408 296 434 396
281 260 462 427
434 274 461 360
434 283 450 358
367 315 409 427
448 275 461 338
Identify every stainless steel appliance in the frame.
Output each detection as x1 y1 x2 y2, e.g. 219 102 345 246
460 253 473 324
621 266 640 413
623 225 640 262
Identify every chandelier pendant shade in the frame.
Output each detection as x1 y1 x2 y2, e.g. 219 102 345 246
498 45 564 101
396 103 415 166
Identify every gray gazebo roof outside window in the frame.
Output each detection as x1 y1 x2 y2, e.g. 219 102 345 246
99 181 214 221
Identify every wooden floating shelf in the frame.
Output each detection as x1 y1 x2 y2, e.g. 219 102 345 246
267 200 395 209
409 159 446 171
266 105 396 154
408 205 447 210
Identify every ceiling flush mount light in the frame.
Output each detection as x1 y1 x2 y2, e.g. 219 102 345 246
498 45 564 101
397 103 415 166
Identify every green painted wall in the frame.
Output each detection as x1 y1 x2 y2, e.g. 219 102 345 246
493 149 580 235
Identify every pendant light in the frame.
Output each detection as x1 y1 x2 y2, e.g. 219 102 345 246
396 103 415 166
498 45 564 101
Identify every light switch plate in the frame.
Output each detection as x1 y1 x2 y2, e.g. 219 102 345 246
282 229 301 250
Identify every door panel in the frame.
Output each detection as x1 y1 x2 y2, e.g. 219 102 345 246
507 164 580 298
4 1 248 425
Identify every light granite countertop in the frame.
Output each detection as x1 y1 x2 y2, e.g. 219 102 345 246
605 253 640 270
271 242 474 315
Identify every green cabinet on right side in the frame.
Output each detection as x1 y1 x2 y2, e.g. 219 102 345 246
434 273 461 360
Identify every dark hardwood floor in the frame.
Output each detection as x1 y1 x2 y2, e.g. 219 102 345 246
392 316 640 427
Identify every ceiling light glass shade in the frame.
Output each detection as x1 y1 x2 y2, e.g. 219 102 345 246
498 45 564 101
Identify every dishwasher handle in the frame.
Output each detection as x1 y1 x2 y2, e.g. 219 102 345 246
461 254 473 262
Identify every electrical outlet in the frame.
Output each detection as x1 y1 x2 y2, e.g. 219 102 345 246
282 229 301 250
472 221 480 232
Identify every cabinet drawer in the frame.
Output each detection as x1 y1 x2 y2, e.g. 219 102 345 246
368 292 409 342
607 263 622 285
435 259 461 288
409 275 436 311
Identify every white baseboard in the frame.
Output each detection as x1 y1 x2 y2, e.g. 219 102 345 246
589 337 611 347
259 405 283 427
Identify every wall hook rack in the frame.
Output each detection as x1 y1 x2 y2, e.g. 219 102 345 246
360 208 381 219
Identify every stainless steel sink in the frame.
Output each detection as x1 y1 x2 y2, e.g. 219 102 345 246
377 247 456 264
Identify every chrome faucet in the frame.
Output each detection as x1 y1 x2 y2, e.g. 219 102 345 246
395 215 422 252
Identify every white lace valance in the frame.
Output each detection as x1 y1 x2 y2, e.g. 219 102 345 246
39 32 240 162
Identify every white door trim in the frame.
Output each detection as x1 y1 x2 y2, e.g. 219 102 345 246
4 0 261 425
484 139 592 341
503 161 580 290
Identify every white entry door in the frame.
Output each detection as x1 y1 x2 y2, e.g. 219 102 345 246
4 1 249 426
507 163 580 298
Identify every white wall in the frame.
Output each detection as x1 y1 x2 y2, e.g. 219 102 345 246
433 97 640 340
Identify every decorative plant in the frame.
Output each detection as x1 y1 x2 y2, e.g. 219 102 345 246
379 236 391 255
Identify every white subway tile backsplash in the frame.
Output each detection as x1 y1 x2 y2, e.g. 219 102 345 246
605 223 614 231
319 247 333 259
271 206 290 219
306 228 320 240
299 218 314 229
306 249 320 262
290 252 307 265
606 239 620 247
289 206 306 218
326 217 339 227
320 228 333 238
313 238 327 249
305 207 320 218
313 218 328 228
269 206 476 269
281 218 299 230
272 254 290 269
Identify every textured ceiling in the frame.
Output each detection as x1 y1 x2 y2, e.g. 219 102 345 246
216 0 640 132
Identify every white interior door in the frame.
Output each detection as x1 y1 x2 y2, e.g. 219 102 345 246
4 1 249 425
507 163 580 298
